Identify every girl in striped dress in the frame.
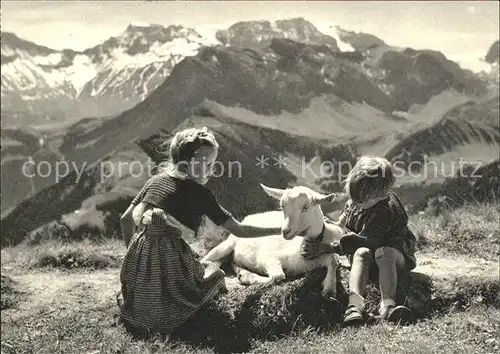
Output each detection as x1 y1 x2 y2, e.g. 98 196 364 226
118 127 282 337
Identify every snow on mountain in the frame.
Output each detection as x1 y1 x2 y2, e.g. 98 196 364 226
1 24 221 123
194 23 233 46
80 24 214 100
2 19 352 124
1 33 92 96
129 21 153 27
315 23 355 52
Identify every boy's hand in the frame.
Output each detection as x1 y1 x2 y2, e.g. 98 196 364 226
301 240 343 259
302 239 345 259
339 232 375 253
301 238 322 259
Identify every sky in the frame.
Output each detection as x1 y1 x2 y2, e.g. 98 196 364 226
2 1 499 72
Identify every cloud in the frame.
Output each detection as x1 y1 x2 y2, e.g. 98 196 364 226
8 21 125 50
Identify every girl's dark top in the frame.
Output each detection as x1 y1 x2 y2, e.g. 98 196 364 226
131 174 232 232
337 190 416 267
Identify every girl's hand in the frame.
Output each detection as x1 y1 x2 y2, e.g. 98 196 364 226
139 208 185 230
141 209 153 224
221 216 282 238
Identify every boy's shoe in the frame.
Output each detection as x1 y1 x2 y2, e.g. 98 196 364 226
381 305 413 325
343 305 366 327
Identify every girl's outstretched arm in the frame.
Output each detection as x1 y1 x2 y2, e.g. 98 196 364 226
221 216 282 238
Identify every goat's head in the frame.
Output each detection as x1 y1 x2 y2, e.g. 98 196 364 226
260 184 336 240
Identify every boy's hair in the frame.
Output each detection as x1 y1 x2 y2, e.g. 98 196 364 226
157 127 218 177
344 156 395 204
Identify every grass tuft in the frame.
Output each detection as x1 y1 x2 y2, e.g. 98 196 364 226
33 249 120 270
432 278 500 314
1 239 124 270
410 202 499 260
1 275 20 310
1 201 499 353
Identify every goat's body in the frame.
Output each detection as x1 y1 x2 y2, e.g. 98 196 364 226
231 235 324 277
202 210 343 299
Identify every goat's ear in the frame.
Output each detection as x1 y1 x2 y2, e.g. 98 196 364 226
311 193 336 206
260 183 285 200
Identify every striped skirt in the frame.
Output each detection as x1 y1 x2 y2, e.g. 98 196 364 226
118 210 225 335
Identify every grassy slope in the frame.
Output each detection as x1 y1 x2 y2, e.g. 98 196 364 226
206 95 406 142
208 92 499 193
2 89 497 233
1 202 499 354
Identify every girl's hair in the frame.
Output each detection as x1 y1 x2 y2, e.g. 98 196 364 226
156 127 219 178
344 156 395 204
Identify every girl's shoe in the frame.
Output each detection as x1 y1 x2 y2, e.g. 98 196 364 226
116 291 123 308
343 305 366 326
219 278 229 294
382 305 413 325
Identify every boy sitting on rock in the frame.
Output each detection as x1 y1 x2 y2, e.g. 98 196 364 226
302 156 417 326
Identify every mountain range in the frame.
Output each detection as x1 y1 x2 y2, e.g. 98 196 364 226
0 19 362 125
1 18 498 247
2 18 497 125
1 24 218 125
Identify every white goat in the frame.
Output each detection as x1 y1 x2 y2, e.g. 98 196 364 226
202 184 344 300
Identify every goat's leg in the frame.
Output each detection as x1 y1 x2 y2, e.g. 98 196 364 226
231 262 243 275
262 258 286 284
234 259 286 285
320 254 339 301
230 263 270 285
201 237 236 268
236 268 271 285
